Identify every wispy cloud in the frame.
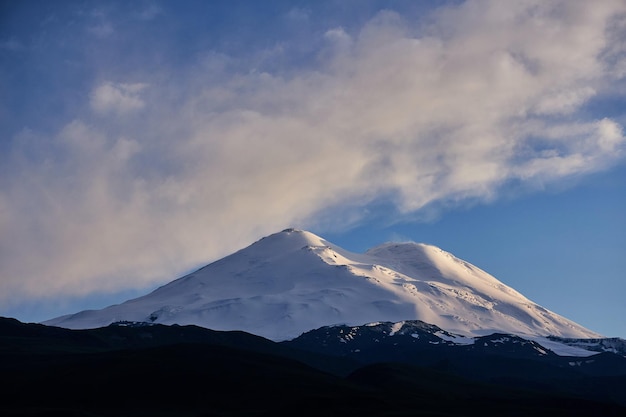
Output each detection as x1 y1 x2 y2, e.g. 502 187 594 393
285 7 310 22
87 22 114 38
136 4 163 21
90 82 148 115
1 0 625 305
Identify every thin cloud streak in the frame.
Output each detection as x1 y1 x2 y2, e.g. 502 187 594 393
1 1 625 305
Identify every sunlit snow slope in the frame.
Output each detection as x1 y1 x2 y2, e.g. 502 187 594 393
45 229 600 341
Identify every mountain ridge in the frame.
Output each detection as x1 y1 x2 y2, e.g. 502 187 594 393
3 316 625 416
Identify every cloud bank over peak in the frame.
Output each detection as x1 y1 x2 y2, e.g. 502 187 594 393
1 0 625 304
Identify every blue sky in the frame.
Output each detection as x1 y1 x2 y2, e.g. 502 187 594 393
1 0 625 337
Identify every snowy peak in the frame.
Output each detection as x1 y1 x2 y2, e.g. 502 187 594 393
45 229 601 341
246 228 332 256
366 242 524 295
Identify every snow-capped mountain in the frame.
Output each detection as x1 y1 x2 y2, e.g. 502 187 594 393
45 229 600 341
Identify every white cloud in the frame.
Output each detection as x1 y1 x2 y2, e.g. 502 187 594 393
285 7 310 21
534 87 597 115
1 0 626 305
324 27 351 43
595 118 624 152
90 82 148 115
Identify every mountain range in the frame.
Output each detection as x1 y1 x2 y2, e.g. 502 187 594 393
2 317 625 417
4 228 626 416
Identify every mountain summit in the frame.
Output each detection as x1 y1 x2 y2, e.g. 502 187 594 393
45 229 600 341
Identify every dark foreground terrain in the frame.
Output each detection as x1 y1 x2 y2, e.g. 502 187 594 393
1 317 625 417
